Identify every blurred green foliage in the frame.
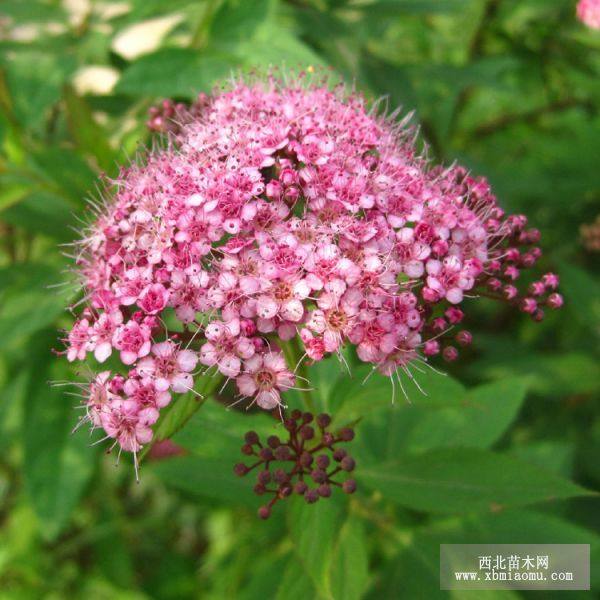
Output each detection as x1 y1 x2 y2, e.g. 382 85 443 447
0 0 598 598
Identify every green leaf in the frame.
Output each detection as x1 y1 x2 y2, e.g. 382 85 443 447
23 331 98 541
169 396 275 460
63 86 116 174
330 516 370 600
556 259 600 332
403 377 528 452
287 497 346 598
375 509 599 599
364 0 471 13
330 366 466 426
210 0 275 45
2 51 76 132
0 178 31 212
30 147 96 207
358 448 592 514
369 510 600 600
116 48 237 99
141 372 222 459
0 262 74 350
238 22 326 70
275 558 318 600
1 189 79 240
467 349 600 397
150 455 259 507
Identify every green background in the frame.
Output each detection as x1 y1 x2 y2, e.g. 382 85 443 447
0 0 599 598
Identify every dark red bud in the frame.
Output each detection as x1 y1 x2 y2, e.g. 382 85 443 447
259 448 274 461
317 484 332 498
316 454 330 469
316 413 331 428
311 469 328 484
342 479 357 494
299 452 313 468
233 463 249 476
322 432 335 446
341 456 356 472
300 426 315 440
274 445 292 461
244 431 259 445
339 428 355 442
258 506 271 519
267 435 281 449
257 470 271 485
294 481 308 495
333 449 347 462
305 489 319 504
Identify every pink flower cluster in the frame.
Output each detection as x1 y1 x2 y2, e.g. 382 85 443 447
577 0 600 29
64 74 561 455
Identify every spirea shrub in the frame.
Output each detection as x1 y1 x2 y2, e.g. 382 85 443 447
62 72 562 515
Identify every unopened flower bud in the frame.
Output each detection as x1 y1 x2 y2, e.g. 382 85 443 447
341 456 356 472
547 293 563 309
333 449 347 462
342 479 357 494
267 435 281 449
300 426 315 440
316 413 331 428
234 463 249 476
339 428 355 442
317 484 332 497
455 330 472 346
443 346 458 362
305 489 319 504
245 431 259 445
316 454 330 469
294 481 308 495
311 469 328 484
258 506 271 519
274 445 291 461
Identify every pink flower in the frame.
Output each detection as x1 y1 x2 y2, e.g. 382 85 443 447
112 321 152 365
67 318 92 362
138 341 198 393
123 376 172 409
100 398 156 453
63 72 561 455
91 310 123 363
138 283 169 314
577 0 600 28
86 371 115 427
236 352 295 409
199 319 254 378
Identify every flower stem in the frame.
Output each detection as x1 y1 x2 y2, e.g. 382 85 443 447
281 337 315 413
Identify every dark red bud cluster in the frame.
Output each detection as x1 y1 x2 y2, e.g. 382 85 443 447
146 93 211 134
234 410 357 519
